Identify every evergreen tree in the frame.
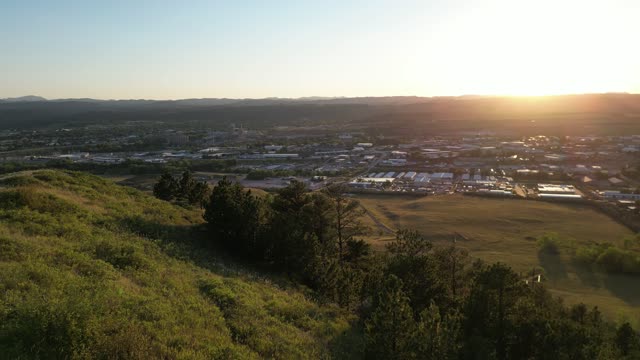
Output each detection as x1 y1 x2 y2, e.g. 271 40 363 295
188 181 210 207
203 178 266 257
267 181 316 274
307 251 341 304
386 229 447 314
304 191 336 249
463 263 526 360
433 244 471 302
365 275 417 360
178 170 196 200
387 229 432 258
336 264 365 310
415 302 462 360
153 172 178 201
344 238 371 265
324 184 365 263
616 322 639 358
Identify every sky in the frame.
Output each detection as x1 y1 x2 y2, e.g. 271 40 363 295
2 0 639 99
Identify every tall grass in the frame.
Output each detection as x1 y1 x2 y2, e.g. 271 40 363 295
0 170 356 359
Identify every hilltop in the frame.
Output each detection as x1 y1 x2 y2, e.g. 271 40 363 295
0 170 356 359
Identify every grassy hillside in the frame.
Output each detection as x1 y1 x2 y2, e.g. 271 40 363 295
357 194 639 322
0 170 356 359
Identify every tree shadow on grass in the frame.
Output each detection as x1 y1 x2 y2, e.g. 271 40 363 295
602 273 640 306
570 261 640 306
328 323 365 360
114 215 227 266
114 215 291 285
537 251 568 281
571 263 602 288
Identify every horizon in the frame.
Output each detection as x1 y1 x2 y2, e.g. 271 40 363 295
3 91 639 103
2 0 640 99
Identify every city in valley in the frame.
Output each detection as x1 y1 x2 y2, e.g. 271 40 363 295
2 96 639 217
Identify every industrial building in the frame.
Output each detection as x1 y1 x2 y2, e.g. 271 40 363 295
603 191 640 201
348 177 395 188
537 184 582 200
537 184 577 194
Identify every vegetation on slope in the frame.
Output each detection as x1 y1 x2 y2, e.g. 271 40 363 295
2 170 640 359
193 178 640 359
0 170 353 359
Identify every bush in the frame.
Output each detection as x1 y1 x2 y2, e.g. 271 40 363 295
596 247 640 274
574 245 604 265
574 243 640 275
95 241 146 270
537 233 561 254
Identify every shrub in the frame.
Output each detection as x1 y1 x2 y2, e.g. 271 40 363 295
537 233 561 254
574 245 604 265
596 247 640 274
574 243 640 275
95 241 146 270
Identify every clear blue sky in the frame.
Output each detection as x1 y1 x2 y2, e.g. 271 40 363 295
2 0 639 99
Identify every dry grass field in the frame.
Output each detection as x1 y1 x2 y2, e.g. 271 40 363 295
356 194 640 323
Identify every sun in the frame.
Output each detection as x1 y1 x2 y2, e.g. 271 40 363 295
426 0 638 96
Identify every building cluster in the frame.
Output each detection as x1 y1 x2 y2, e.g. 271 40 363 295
536 184 583 200
2 123 639 214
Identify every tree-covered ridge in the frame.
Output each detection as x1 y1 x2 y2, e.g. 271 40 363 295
196 177 640 360
0 170 354 359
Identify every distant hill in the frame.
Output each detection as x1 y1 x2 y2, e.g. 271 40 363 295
0 95 47 102
0 170 355 358
0 93 639 134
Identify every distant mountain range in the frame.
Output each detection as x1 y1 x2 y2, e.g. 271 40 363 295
0 95 470 106
0 95 48 102
1 93 635 107
1 93 639 134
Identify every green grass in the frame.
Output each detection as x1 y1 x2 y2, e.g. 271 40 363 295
356 194 639 323
0 170 356 359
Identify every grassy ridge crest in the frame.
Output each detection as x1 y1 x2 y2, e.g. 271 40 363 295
0 170 354 359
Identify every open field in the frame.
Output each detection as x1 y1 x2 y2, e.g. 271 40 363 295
356 194 640 322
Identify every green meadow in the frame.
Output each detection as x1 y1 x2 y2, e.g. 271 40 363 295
356 194 639 322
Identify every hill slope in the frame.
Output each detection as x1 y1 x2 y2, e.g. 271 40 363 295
0 170 355 359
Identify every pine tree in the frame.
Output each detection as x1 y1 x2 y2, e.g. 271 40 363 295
178 170 196 200
365 275 417 360
387 229 432 258
188 181 210 207
415 302 462 360
324 184 365 263
386 229 446 314
267 180 317 274
463 263 526 360
203 177 266 256
153 172 178 201
616 322 639 357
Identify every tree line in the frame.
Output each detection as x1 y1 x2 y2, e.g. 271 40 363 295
154 175 640 359
153 171 210 206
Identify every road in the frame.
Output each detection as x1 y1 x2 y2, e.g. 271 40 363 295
360 204 395 235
